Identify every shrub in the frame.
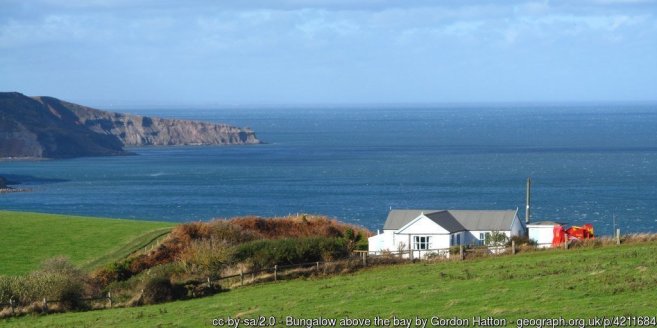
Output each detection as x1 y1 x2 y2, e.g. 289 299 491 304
0 257 89 311
231 237 349 270
449 245 463 255
0 275 19 304
97 215 371 285
207 221 259 245
226 215 371 240
570 238 603 248
140 276 185 305
507 235 537 247
93 260 134 287
178 239 233 276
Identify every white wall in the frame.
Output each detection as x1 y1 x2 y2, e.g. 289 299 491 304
528 225 555 248
397 215 449 234
510 215 526 237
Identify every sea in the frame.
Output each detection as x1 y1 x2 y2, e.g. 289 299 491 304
2 104 657 236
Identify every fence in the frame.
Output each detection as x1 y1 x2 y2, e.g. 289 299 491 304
0 254 371 315
0 232 628 315
365 236 620 261
0 293 112 315
366 241 518 260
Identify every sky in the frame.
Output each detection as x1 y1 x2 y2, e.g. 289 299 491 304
1 0 656 107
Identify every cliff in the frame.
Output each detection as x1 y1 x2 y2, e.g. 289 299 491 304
0 92 260 158
35 97 259 146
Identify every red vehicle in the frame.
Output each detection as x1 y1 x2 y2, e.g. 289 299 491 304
552 224 594 247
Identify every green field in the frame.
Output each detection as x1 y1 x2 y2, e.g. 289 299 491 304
0 211 173 275
5 240 657 327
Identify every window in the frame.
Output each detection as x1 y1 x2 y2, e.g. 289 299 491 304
414 236 430 250
480 232 491 245
456 234 461 245
451 234 455 246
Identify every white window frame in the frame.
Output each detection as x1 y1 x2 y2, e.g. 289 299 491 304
414 236 430 250
480 232 491 245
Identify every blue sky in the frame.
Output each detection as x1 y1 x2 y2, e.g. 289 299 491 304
1 0 656 106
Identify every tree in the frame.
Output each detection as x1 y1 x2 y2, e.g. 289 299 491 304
486 231 508 246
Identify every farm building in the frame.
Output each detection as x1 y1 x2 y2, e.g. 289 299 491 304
527 221 563 248
368 209 526 259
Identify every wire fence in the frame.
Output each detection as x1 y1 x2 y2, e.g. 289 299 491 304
0 254 372 314
0 234 627 315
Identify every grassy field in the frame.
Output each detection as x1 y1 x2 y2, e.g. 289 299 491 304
0 211 173 275
5 241 657 327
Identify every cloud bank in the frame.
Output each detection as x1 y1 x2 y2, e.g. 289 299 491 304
1 0 656 105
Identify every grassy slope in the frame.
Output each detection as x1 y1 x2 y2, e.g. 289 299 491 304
7 242 657 327
0 211 172 275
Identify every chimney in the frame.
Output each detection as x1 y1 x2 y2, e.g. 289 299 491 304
525 177 531 224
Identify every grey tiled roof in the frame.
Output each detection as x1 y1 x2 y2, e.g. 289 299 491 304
383 209 518 233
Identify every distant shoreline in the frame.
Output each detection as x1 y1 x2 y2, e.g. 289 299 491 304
0 187 31 194
0 157 48 162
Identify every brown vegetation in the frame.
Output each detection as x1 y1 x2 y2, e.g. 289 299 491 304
92 215 370 286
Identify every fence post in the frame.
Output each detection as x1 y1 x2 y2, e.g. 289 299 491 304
512 240 516 255
459 245 464 260
240 271 244 286
42 297 48 314
563 239 568 250
616 228 621 245
9 297 15 315
316 261 320 272
274 265 278 281
207 277 211 289
408 235 413 261
363 252 368 267
107 291 112 308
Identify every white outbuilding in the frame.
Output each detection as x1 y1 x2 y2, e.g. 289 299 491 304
527 221 562 248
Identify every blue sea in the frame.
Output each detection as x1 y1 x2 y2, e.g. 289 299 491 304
2 104 657 236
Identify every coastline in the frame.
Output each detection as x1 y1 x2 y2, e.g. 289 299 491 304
0 187 31 194
0 157 49 162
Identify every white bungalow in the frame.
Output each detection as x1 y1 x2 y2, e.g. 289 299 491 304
368 209 526 258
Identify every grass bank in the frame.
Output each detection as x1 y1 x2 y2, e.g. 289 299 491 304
5 240 657 327
0 211 173 275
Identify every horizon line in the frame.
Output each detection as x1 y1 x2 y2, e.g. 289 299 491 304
85 99 657 110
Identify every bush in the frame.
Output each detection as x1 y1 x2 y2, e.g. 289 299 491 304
507 235 537 247
227 215 371 240
178 239 233 276
140 276 185 305
449 245 463 255
0 257 88 311
93 260 134 287
231 237 349 270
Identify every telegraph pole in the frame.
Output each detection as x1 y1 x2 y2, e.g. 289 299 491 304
525 177 531 225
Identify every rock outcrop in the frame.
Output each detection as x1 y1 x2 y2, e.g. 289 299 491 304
0 92 260 159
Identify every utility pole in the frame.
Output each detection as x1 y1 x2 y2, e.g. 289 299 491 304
525 177 531 225
612 212 616 236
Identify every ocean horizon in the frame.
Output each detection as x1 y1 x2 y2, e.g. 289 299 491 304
2 104 657 236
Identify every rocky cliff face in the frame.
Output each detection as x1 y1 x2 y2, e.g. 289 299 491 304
36 97 259 146
0 92 261 159
0 92 128 158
